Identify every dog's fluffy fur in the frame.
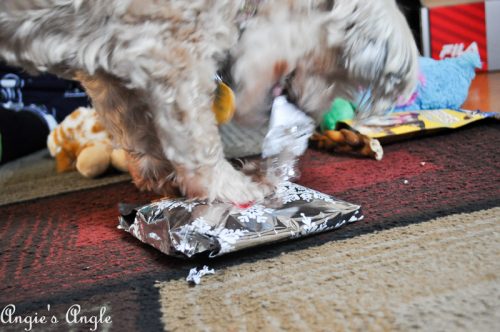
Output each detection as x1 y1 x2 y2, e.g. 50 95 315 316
0 0 418 203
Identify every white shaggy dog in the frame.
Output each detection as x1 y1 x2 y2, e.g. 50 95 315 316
0 0 418 203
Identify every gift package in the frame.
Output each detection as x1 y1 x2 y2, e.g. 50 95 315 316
119 182 363 258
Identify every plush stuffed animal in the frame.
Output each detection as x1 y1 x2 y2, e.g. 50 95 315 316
212 80 235 124
47 107 129 178
320 98 356 131
394 44 482 112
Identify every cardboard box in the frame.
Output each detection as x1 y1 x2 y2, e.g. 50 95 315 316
421 0 500 71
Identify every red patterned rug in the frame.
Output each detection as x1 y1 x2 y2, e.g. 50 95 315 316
1 121 499 331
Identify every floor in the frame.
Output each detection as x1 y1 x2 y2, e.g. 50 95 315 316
462 71 500 112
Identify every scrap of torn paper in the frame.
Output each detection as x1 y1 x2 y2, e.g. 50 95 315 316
186 266 215 285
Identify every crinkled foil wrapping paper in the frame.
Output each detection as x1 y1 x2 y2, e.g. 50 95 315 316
119 182 363 258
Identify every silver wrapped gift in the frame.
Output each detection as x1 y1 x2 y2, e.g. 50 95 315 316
119 182 363 258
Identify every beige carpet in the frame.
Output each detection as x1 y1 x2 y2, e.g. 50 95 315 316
0 149 131 206
156 207 500 331
0 123 266 206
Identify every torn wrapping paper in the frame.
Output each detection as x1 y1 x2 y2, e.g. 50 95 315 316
186 266 215 285
219 96 314 162
119 182 362 259
262 96 315 182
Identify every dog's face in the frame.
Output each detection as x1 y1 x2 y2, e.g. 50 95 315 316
232 0 419 124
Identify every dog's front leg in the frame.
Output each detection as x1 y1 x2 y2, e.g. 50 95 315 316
148 77 271 204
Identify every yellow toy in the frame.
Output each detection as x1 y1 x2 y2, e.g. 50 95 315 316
47 107 129 178
212 80 235 124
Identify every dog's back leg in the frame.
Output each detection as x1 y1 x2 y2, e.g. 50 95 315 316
76 71 179 197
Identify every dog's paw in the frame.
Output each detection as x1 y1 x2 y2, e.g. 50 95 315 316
216 177 272 205
132 174 180 197
128 153 180 197
177 160 274 204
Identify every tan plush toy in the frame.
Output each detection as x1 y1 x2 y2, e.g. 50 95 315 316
47 107 129 178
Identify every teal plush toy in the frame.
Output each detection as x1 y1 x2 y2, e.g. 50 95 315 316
395 45 482 111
